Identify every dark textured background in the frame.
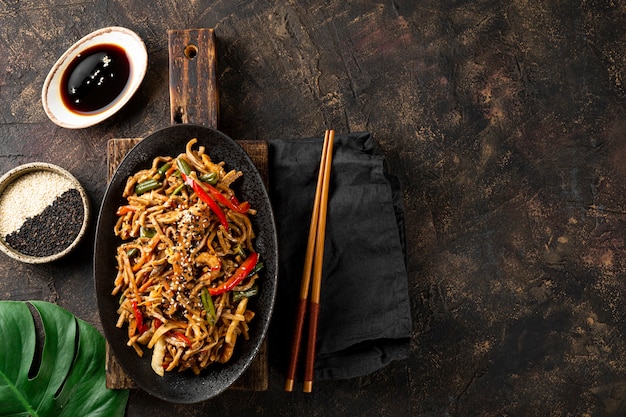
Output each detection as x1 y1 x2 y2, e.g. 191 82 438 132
2 1 626 416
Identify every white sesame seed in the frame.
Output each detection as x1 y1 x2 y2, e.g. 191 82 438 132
0 170 75 236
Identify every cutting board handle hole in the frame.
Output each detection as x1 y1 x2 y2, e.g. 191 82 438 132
184 44 198 59
173 106 184 123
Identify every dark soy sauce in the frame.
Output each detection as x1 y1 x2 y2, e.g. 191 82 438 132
61 44 130 113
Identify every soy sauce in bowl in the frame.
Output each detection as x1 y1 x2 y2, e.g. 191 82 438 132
61 44 130 113
42 27 147 129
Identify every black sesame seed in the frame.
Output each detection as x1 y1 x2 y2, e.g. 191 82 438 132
4 188 84 257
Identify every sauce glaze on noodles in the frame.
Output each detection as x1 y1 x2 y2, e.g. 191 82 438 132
112 138 261 376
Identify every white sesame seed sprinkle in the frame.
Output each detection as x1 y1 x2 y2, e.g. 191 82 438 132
0 170 75 236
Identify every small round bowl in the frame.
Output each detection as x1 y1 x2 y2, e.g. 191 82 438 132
0 163 90 264
42 26 148 129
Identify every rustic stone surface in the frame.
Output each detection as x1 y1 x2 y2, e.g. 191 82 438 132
1 1 626 416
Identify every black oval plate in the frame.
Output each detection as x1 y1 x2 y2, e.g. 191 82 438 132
94 124 278 403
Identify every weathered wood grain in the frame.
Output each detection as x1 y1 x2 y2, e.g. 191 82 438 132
168 28 219 126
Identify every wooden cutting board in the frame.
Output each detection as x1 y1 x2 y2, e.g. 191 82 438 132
105 28 268 392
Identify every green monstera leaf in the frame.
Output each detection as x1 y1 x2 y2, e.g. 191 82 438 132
0 300 128 417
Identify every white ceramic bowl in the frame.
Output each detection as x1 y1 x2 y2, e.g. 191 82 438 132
0 163 90 263
42 26 148 129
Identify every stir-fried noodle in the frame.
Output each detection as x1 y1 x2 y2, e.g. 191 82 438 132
112 138 261 376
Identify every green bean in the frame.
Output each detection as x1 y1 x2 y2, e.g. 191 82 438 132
135 179 161 195
247 262 264 278
199 172 218 185
233 285 259 302
140 226 156 238
201 287 216 326
171 183 185 196
176 158 192 176
233 243 246 258
157 162 172 177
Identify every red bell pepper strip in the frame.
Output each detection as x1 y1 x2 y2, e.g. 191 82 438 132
175 156 248 215
172 331 192 347
209 252 259 296
116 205 137 216
131 301 148 334
204 183 250 214
181 172 230 231
154 319 191 346
230 195 251 213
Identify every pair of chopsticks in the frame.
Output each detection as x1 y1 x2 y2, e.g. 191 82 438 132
284 129 335 393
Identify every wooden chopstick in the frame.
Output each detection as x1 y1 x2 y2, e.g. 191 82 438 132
303 130 334 393
284 130 335 393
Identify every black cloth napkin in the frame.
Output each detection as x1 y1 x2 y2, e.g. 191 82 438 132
268 132 411 380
